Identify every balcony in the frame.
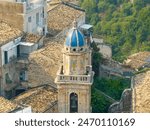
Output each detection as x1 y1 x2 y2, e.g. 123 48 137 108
55 65 94 84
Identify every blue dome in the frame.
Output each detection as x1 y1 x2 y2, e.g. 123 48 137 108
65 28 85 47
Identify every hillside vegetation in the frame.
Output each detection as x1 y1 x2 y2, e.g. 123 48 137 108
90 40 130 113
80 0 150 61
79 0 148 112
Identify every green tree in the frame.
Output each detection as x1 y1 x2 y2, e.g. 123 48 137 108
81 0 97 22
80 0 150 63
91 42 102 77
91 88 112 113
90 13 99 25
134 0 145 10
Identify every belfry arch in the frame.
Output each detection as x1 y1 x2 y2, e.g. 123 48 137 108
70 92 78 113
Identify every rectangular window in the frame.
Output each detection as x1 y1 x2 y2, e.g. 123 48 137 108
42 8 44 18
4 51 8 64
20 71 28 81
36 13 39 25
28 16 32 23
5 73 12 84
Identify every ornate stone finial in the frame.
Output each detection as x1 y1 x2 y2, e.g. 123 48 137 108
73 20 77 28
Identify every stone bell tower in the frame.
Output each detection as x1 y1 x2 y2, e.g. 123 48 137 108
55 21 94 113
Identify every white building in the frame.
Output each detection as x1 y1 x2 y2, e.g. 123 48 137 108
0 0 47 35
0 21 44 98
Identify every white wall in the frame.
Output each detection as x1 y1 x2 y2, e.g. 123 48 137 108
15 106 32 113
30 0 43 4
23 0 47 35
77 14 85 27
0 0 47 35
20 43 38 54
1 37 21 66
25 8 43 33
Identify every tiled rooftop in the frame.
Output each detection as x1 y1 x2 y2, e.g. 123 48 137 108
47 3 84 36
21 33 43 43
0 21 22 45
27 38 64 87
124 51 150 69
0 97 18 113
13 86 58 113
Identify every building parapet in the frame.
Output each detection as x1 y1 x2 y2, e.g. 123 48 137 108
56 74 93 84
55 65 94 84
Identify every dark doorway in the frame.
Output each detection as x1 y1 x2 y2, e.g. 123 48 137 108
70 93 78 113
17 45 20 57
15 88 26 96
43 27 45 35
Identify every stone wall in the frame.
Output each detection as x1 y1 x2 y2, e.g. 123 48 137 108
108 89 132 113
0 1 24 30
132 71 150 112
1 60 21 98
97 44 112 59
108 71 150 113
0 1 23 13
57 84 91 113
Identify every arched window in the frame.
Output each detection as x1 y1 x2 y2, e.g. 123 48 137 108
70 93 78 113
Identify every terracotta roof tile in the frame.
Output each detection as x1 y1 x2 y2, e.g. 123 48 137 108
21 33 43 43
47 3 84 35
0 97 18 113
27 38 64 87
13 86 57 113
0 21 22 45
124 51 150 69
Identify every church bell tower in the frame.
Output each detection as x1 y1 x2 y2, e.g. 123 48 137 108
55 21 94 113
